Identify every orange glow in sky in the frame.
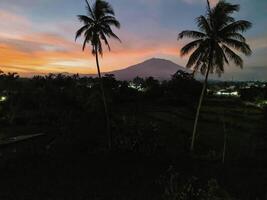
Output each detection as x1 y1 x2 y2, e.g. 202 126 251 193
0 0 266 77
0 8 183 77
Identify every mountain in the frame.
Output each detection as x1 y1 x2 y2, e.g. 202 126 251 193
61 58 266 81
104 58 189 80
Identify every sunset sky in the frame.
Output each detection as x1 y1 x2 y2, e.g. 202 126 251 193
0 0 266 76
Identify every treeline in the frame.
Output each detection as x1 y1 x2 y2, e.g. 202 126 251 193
0 70 201 150
240 86 267 102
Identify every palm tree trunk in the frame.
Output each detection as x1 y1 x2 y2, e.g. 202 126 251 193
190 43 214 152
95 46 112 150
190 67 210 151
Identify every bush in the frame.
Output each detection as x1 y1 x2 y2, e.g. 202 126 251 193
113 115 163 155
159 166 233 200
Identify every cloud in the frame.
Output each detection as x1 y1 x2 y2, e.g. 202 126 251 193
0 25 183 76
248 34 267 50
0 7 184 76
0 10 29 25
1 0 265 77
0 10 32 38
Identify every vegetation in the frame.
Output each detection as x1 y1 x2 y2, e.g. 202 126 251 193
0 71 266 199
178 0 252 151
159 167 233 200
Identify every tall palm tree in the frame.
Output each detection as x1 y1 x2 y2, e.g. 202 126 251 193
75 0 121 149
178 0 252 151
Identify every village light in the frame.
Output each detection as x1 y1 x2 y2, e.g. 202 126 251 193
0 96 7 102
216 90 239 97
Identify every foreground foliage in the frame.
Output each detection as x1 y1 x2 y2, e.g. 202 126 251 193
0 72 266 199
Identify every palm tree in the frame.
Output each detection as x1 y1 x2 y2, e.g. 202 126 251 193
178 0 252 151
75 0 121 149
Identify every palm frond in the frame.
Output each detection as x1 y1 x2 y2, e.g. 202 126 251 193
100 16 121 28
214 43 228 72
213 1 240 15
222 38 252 56
222 45 243 68
180 39 203 56
100 31 111 51
100 1 115 15
210 1 240 30
75 24 90 41
194 49 209 75
82 27 94 51
94 0 115 19
178 31 206 40
186 45 206 69
82 38 88 51
77 15 94 25
76 0 121 56
97 37 103 56
224 32 246 42
196 15 211 34
178 0 251 77
102 25 121 42
200 62 208 75
220 20 252 34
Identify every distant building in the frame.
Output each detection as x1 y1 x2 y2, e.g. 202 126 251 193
215 89 239 97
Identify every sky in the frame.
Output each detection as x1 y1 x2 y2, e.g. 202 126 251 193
0 0 266 77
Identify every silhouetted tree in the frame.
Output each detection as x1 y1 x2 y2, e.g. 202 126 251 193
164 70 201 106
172 70 194 81
178 0 252 151
144 77 159 90
75 0 121 149
240 87 265 102
132 76 145 91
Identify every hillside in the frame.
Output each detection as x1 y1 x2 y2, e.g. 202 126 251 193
104 58 189 80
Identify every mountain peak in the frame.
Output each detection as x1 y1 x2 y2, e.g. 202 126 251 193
144 57 170 63
106 58 189 80
148 57 164 61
